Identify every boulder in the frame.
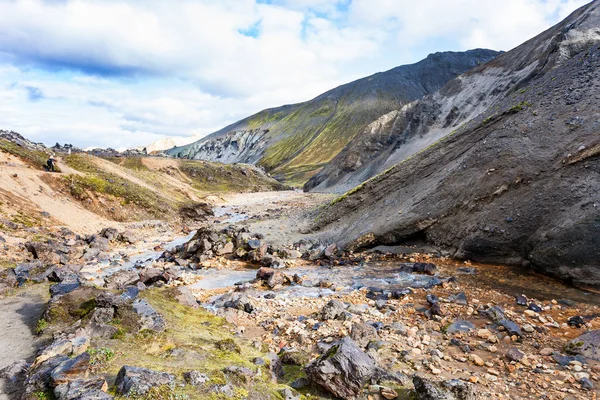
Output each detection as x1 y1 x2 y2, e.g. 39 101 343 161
132 299 166 333
114 366 175 396
566 330 600 361
99 228 119 242
104 270 140 290
54 378 112 400
305 337 377 399
216 293 255 313
50 352 91 386
138 268 168 286
179 202 214 221
350 323 379 348
413 376 480 400
321 299 347 321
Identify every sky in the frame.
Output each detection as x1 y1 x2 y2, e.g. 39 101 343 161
0 0 591 149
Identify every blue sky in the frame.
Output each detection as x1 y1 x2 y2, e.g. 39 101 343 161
0 0 591 149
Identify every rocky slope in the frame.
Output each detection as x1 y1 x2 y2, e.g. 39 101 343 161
312 1 600 288
304 4 600 193
167 50 500 185
0 132 287 229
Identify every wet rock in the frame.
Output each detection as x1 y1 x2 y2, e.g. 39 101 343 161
566 330 600 361
132 299 166 332
350 322 379 348
413 375 479 400
567 316 586 328
306 337 377 399
54 378 112 400
446 320 475 334
558 299 576 307
321 299 347 321
115 366 175 396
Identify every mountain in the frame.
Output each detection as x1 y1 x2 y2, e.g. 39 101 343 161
312 1 600 288
166 49 500 185
143 135 202 154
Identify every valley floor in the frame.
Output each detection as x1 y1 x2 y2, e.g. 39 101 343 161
0 161 598 399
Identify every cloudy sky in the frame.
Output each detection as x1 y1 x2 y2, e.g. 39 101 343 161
0 0 590 149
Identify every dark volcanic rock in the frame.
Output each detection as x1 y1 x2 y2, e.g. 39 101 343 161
320 299 347 321
413 375 480 400
115 366 175 396
54 378 112 400
305 337 377 399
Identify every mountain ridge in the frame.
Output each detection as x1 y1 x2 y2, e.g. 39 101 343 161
167 49 500 185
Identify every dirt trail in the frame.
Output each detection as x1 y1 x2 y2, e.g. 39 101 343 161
0 154 122 234
0 285 48 400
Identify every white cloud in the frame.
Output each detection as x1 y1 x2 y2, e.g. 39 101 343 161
0 0 592 148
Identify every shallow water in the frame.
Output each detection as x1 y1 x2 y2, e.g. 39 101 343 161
80 226 600 307
214 206 249 223
440 261 600 306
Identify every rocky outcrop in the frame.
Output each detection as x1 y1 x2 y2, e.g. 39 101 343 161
114 366 175 396
168 50 500 184
312 1 600 288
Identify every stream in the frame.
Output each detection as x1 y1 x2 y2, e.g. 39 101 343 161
77 208 600 307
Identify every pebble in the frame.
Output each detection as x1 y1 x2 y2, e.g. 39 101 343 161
469 354 485 366
523 324 535 333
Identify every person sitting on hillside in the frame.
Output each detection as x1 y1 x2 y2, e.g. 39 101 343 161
46 155 56 172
